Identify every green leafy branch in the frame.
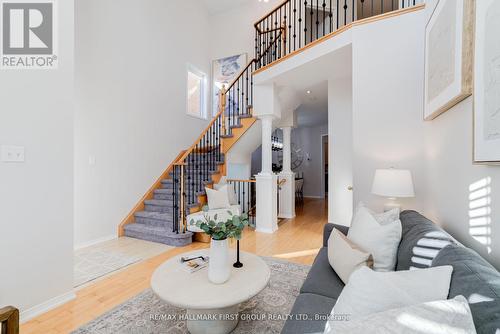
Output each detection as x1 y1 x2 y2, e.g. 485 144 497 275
189 206 249 241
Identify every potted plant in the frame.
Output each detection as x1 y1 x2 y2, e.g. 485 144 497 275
190 208 248 284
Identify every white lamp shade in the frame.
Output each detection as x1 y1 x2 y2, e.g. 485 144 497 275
372 169 415 198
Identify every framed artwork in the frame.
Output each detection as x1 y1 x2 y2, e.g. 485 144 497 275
212 53 247 116
474 0 500 164
424 0 474 121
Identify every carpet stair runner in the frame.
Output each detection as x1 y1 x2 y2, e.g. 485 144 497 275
123 153 225 246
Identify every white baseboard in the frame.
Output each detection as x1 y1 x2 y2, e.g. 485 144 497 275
20 291 76 323
256 227 278 234
278 213 296 219
74 234 117 250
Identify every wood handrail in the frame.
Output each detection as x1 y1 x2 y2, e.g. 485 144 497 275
254 0 289 27
0 306 19 334
177 108 224 163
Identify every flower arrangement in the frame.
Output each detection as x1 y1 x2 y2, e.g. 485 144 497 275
190 206 249 241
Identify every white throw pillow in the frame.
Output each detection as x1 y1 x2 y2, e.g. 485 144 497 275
331 265 453 321
347 204 402 271
325 295 476 334
214 180 238 206
328 228 373 284
357 202 400 225
205 186 231 210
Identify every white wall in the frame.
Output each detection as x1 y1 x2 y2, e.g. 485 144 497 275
351 10 427 213
209 0 282 62
0 0 75 318
329 75 353 226
424 97 500 269
292 123 328 198
422 0 500 269
74 0 211 247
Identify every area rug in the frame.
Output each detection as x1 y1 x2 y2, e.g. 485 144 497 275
72 258 310 334
74 248 141 287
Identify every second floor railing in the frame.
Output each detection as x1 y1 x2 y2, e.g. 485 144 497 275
254 0 420 68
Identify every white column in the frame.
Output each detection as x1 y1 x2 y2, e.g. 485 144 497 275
261 115 273 174
256 115 278 233
278 126 295 219
282 127 292 172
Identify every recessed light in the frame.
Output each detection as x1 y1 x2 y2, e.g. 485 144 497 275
306 90 311 94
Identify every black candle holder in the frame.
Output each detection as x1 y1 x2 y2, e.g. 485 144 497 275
233 240 243 268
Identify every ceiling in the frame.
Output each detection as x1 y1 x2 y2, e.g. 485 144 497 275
296 82 329 127
200 0 252 15
271 45 352 127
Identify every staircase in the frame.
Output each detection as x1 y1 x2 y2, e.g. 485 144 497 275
119 0 422 246
120 107 257 246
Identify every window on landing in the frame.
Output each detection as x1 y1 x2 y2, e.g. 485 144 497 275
186 65 207 119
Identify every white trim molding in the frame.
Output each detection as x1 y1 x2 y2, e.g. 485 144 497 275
20 291 76 323
74 234 116 250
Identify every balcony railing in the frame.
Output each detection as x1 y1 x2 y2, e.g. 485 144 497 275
254 0 421 69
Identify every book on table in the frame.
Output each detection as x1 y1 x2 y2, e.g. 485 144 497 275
180 255 209 273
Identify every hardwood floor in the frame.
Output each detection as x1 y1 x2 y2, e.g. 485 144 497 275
21 198 327 334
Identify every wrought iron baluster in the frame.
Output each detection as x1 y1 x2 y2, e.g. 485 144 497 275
336 0 339 29
329 0 333 33
316 0 319 40
309 0 317 43
322 0 326 37
304 1 307 45
299 0 302 48
293 0 297 51
343 0 347 26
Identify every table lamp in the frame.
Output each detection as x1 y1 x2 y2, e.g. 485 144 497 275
371 168 415 211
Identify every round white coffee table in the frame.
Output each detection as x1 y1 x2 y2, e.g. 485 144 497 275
151 249 270 334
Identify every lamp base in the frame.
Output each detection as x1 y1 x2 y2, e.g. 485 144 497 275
383 199 401 212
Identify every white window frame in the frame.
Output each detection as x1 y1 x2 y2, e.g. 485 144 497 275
186 64 207 120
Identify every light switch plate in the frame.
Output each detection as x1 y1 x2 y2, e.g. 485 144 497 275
1 145 25 162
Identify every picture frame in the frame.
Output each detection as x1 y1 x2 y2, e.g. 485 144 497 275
212 53 247 116
473 0 500 164
423 0 474 121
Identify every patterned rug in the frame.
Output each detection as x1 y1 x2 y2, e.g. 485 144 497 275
74 248 141 287
72 258 310 334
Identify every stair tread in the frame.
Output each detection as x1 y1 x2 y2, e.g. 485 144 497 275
124 223 192 238
154 189 173 194
144 199 172 206
135 211 172 220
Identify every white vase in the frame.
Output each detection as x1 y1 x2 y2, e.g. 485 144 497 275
208 238 231 284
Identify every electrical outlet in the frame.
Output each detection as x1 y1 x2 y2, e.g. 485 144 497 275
1 145 25 162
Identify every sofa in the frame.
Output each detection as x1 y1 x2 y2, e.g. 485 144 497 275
281 210 500 334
